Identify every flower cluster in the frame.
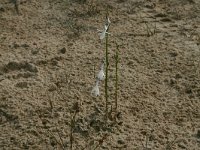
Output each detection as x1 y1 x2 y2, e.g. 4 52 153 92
91 17 111 97
91 60 105 97
91 80 100 97
97 17 111 40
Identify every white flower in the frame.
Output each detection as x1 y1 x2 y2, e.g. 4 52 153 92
91 81 100 96
107 17 111 25
97 69 105 80
97 17 111 40
97 63 105 80
97 25 110 40
98 25 107 40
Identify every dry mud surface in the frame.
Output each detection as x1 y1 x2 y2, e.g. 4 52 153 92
0 0 200 149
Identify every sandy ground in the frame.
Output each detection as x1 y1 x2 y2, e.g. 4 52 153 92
0 0 200 149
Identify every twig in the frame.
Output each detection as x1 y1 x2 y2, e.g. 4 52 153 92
94 134 108 150
47 129 64 150
36 111 64 150
56 127 65 150
93 64 96 79
70 114 73 150
70 104 79 150
11 0 19 14
47 94 54 113
166 136 177 150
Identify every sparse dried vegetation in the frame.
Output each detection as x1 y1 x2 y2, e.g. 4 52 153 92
0 0 200 149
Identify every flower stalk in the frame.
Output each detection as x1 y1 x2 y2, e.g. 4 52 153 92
105 25 109 120
91 8 111 121
114 44 119 113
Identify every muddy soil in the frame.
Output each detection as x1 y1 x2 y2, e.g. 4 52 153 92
0 0 200 149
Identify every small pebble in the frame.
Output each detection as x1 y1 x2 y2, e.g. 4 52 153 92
118 139 125 145
60 47 66 54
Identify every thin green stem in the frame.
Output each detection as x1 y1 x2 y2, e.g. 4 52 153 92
115 44 119 113
105 32 109 121
104 8 110 121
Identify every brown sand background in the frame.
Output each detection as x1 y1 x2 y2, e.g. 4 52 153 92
0 0 200 149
